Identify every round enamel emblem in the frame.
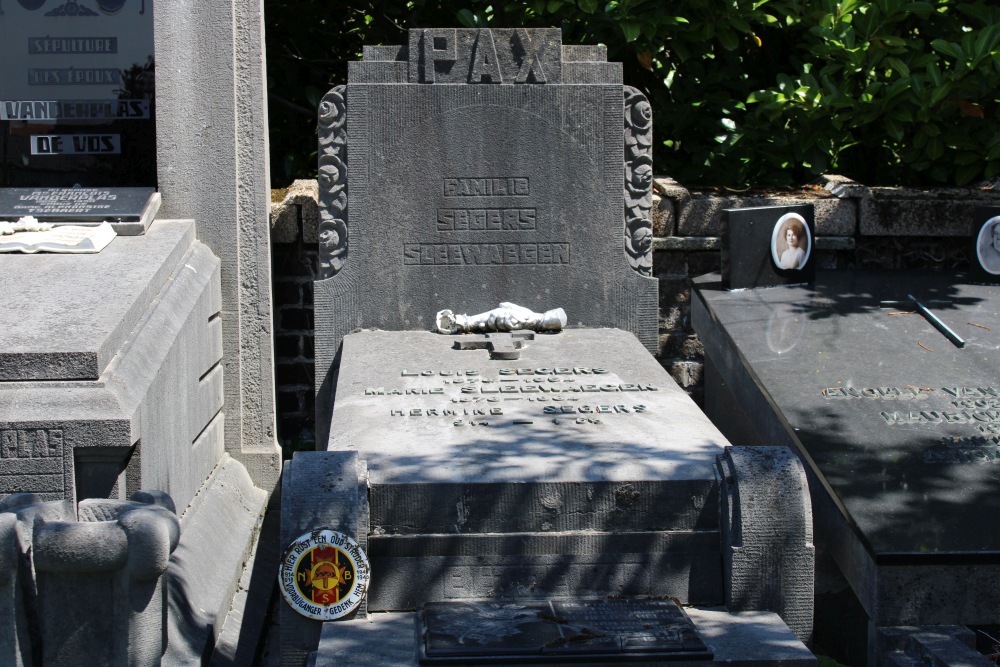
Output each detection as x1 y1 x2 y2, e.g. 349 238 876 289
279 529 370 620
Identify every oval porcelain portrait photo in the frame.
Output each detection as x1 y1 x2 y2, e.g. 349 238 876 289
771 212 811 271
975 215 1000 275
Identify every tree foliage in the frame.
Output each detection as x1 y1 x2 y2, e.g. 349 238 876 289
265 0 1000 188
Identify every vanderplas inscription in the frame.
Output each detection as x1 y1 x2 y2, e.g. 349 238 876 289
1 428 63 459
408 28 561 84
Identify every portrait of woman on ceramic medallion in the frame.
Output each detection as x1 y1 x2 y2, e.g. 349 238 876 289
975 216 1000 275
770 213 811 271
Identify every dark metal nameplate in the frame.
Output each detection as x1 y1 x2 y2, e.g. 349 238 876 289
418 599 711 664
0 187 156 222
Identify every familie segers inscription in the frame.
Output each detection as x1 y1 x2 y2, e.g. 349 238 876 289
822 385 1000 464
364 366 657 428
279 529 370 621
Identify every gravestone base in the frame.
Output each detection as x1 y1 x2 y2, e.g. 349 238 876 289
280 328 816 662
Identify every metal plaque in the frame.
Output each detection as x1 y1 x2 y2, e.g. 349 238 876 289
418 599 711 664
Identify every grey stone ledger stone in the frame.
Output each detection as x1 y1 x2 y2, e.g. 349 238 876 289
154 0 281 492
0 491 178 667
328 329 731 610
0 221 222 513
280 451 368 666
313 29 657 446
716 446 814 644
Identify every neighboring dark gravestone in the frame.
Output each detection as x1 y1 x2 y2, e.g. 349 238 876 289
692 269 1000 663
313 28 658 445
0 0 155 188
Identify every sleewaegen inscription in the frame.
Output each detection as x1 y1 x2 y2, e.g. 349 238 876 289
403 243 569 265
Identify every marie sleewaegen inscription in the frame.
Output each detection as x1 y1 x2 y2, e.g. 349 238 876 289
367 365 656 427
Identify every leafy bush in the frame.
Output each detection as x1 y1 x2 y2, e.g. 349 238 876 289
265 0 1000 188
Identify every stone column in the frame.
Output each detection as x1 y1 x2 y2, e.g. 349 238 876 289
153 0 281 491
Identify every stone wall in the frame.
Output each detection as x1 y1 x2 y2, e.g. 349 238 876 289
270 177 1000 453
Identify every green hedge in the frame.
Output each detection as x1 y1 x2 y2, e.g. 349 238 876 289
265 0 1000 188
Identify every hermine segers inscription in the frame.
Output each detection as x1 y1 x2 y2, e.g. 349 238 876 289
823 385 1000 464
364 365 658 427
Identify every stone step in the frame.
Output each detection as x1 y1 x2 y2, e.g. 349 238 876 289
308 608 817 666
367 530 722 611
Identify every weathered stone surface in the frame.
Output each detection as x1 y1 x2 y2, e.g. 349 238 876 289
165 455 268 665
861 186 1000 236
313 29 659 445
330 329 726 493
154 1 281 492
1 492 178 667
717 446 814 643
0 221 222 510
272 180 321 244
0 221 194 381
279 451 367 666
679 193 855 237
324 328 729 611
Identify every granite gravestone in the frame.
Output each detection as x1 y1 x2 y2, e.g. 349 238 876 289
693 269 1000 664
0 0 155 187
290 29 817 666
313 27 658 445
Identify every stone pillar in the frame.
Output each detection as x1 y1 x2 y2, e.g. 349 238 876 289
717 445 815 644
153 0 281 491
0 492 179 667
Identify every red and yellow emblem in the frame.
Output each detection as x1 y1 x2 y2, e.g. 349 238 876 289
280 530 370 620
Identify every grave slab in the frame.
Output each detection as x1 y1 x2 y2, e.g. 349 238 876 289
327 328 729 611
692 269 1000 660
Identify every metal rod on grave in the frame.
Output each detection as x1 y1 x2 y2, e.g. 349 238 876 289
908 293 965 348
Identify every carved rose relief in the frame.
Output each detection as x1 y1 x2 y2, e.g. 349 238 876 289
318 86 348 278
624 86 653 276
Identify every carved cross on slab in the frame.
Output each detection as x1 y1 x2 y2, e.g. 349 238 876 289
453 331 535 360
880 294 965 348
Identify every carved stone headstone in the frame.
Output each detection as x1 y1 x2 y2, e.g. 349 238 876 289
313 28 657 444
